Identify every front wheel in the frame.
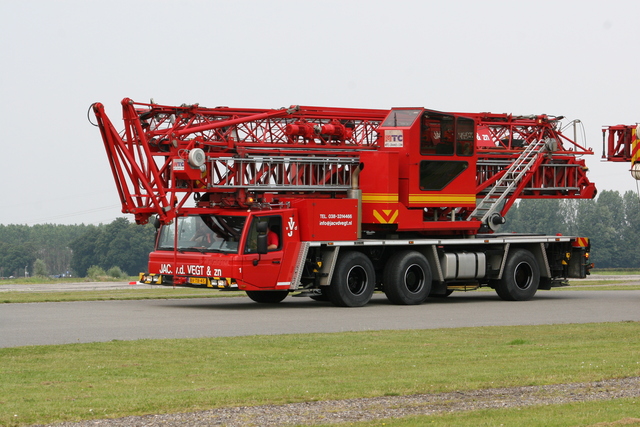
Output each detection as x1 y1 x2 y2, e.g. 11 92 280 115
245 290 289 304
328 251 375 307
494 249 540 301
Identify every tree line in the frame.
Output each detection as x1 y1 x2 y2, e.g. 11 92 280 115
0 218 155 278
1 190 638 278
503 190 640 268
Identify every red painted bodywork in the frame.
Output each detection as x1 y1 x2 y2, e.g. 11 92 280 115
92 99 597 288
602 124 640 163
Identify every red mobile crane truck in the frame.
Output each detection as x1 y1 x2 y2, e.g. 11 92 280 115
92 99 596 307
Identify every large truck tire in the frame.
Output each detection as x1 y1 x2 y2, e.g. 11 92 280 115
494 249 540 301
383 250 432 305
246 290 289 304
328 251 375 307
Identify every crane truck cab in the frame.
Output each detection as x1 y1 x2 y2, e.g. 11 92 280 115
142 209 294 294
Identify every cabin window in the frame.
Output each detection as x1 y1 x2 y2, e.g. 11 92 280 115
245 216 282 253
381 109 421 127
456 117 474 156
420 114 475 156
157 215 245 253
419 161 468 190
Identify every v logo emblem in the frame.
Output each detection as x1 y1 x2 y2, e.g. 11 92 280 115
372 209 399 224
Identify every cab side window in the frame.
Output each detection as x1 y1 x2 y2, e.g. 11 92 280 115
420 114 475 156
266 217 281 250
456 117 474 156
244 216 282 253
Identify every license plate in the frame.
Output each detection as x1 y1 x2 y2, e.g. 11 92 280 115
189 277 208 285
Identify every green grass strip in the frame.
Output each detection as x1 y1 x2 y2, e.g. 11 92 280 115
345 398 640 426
1 322 638 426
0 287 244 303
2 283 639 304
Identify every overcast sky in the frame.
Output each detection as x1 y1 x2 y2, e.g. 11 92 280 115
1 0 639 225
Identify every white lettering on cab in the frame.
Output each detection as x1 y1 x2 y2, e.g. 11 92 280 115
287 216 297 237
187 265 204 276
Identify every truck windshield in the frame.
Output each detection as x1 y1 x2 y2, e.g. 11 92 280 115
157 215 246 253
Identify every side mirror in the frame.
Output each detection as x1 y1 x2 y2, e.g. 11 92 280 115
256 220 268 234
257 234 268 254
256 220 268 254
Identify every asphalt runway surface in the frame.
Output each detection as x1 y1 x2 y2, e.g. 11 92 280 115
1 282 639 348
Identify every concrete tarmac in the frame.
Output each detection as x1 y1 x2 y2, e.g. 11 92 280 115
1 287 639 348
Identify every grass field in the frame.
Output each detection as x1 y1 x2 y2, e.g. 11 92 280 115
0 287 245 303
0 276 136 285
346 399 640 427
1 322 639 426
589 269 640 275
0 267 638 303
1 280 639 304
1 272 639 426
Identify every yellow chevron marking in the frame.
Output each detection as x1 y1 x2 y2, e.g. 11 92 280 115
575 237 589 247
372 210 386 223
372 209 399 224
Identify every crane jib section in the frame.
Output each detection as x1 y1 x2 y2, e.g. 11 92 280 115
207 157 360 191
92 99 597 233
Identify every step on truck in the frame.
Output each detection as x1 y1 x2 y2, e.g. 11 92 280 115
92 99 595 306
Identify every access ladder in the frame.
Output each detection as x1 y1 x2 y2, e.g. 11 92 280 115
469 138 549 226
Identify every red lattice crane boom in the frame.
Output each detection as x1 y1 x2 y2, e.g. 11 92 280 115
93 99 386 225
93 99 596 234
92 99 595 307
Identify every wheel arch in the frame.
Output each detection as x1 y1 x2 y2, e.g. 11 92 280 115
496 243 550 280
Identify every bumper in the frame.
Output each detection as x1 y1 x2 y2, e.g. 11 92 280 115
138 273 239 289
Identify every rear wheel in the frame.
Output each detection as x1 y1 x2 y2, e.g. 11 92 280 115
383 250 432 305
328 251 375 307
494 249 540 301
245 290 288 304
